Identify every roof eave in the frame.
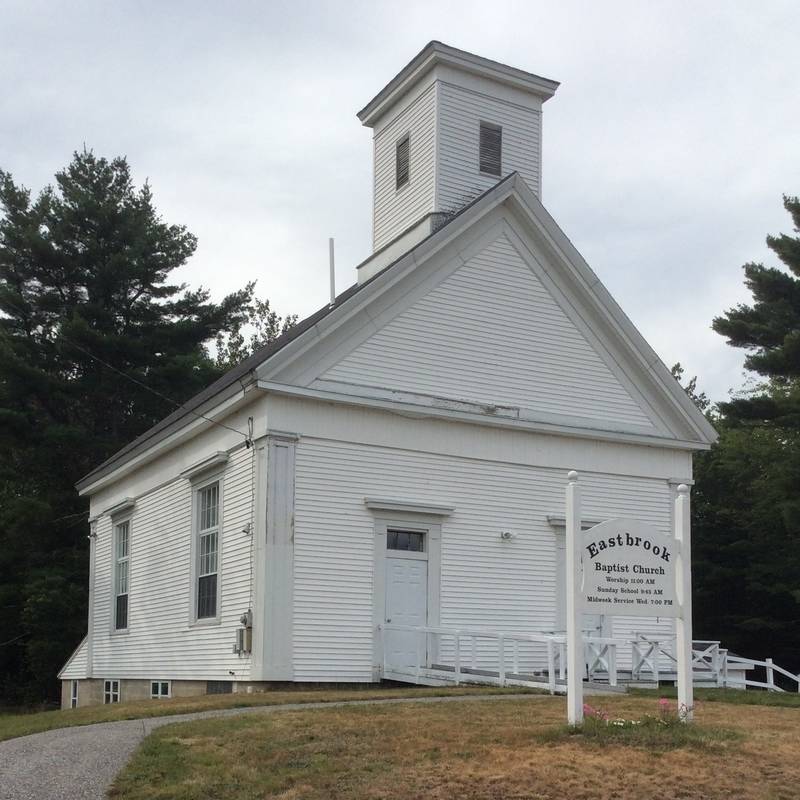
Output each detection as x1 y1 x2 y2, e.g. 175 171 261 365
357 41 560 128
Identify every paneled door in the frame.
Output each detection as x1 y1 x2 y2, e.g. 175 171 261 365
384 545 428 671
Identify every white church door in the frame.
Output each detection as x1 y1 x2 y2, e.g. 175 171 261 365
384 528 429 672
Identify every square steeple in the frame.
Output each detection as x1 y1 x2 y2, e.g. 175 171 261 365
359 42 559 252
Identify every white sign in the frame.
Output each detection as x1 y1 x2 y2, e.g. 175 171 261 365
581 518 678 618
564 471 693 727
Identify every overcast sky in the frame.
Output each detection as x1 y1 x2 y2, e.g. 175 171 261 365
2 0 798 401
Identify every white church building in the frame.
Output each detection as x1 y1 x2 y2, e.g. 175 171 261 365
59 41 717 708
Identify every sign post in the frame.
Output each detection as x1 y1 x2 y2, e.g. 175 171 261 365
674 484 693 721
564 472 693 725
565 470 583 725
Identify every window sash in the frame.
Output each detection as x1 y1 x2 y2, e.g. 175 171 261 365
70 680 78 708
104 679 120 704
387 529 425 552
151 680 170 698
197 573 218 619
195 481 220 620
114 521 130 630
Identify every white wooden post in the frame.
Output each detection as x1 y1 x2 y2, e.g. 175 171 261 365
766 658 774 691
566 470 583 725
675 484 694 722
547 640 556 694
512 639 519 675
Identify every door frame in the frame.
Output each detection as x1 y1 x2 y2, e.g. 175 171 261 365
371 512 444 680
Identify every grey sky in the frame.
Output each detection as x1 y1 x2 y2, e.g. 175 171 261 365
2 0 798 402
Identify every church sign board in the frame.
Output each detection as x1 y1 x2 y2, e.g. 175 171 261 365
582 518 678 618
564 471 693 728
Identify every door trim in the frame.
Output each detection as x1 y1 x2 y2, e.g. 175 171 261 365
371 513 442 679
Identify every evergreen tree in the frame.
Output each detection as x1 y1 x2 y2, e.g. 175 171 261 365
713 195 800 426
0 150 256 704
690 195 800 678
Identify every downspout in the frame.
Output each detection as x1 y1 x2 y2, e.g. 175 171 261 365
86 519 98 678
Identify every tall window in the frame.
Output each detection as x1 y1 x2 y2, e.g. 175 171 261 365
70 680 79 709
196 482 220 619
113 520 130 630
479 121 502 176
396 133 410 189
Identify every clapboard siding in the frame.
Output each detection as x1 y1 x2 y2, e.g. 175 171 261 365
437 81 541 210
324 232 655 429
59 637 87 679
372 83 437 250
89 446 254 680
292 435 674 681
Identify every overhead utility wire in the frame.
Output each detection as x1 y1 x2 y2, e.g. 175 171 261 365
0 298 252 444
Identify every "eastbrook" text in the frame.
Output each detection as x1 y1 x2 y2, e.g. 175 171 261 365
586 531 671 562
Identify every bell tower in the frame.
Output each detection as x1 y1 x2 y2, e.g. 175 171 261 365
358 42 559 253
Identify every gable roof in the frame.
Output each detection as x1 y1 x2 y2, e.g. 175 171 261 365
77 172 716 494
75 177 513 494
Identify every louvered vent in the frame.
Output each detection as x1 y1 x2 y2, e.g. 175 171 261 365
479 121 502 176
396 134 410 189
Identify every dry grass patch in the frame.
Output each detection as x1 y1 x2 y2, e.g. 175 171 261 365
110 695 800 800
0 685 538 742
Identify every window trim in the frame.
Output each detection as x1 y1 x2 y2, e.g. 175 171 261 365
189 473 224 626
103 679 120 704
111 515 132 634
479 120 503 177
395 132 410 191
150 680 172 699
70 679 79 709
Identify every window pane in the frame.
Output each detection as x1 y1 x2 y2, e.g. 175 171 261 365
199 531 218 576
116 522 129 559
116 560 128 595
161 682 169 695
200 484 219 531
198 573 217 618
387 529 424 552
115 593 128 630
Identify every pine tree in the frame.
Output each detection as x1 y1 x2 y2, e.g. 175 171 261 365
0 150 256 703
713 195 800 426
691 194 800 678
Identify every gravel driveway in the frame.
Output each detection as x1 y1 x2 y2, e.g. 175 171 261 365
0 692 548 799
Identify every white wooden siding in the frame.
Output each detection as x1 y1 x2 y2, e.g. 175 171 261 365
437 81 541 210
59 637 88 679
292 435 673 682
89 446 254 680
323 232 655 430
372 83 437 251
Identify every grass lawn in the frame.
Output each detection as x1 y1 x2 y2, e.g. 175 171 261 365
0 685 540 742
110 694 800 800
632 686 800 708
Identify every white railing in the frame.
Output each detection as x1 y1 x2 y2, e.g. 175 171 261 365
379 624 800 694
633 633 800 693
378 623 567 693
720 654 800 693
